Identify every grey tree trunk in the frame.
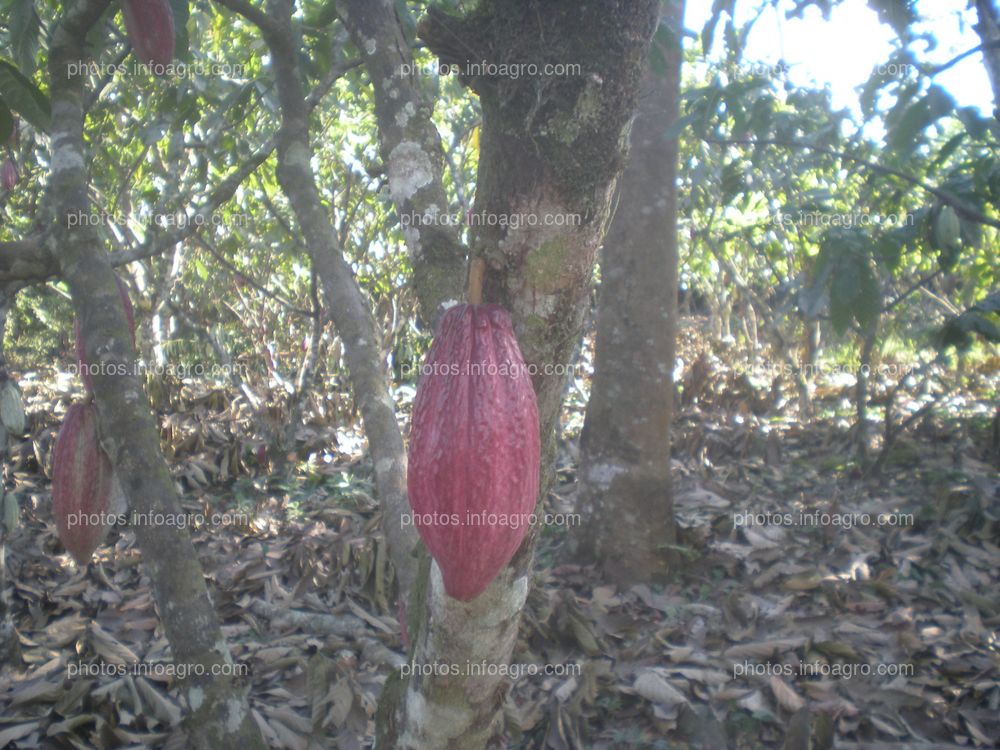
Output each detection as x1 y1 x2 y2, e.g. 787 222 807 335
975 0 1000 114
334 0 469 326
215 0 424 601
575 0 685 584
0 285 22 666
45 3 266 747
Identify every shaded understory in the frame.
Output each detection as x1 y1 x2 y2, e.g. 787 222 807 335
0 319 997 749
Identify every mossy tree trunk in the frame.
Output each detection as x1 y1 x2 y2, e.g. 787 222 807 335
576 1 685 583
45 2 266 747
373 3 659 747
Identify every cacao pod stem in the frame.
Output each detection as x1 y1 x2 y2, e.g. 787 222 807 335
468 256 486 305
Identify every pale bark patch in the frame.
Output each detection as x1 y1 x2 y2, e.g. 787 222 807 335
388 142 434 203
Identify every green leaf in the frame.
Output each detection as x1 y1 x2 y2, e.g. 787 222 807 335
305 0 339 29
9 0 42 76
720 160 744 203
830 278 854 335
822 229 880 335
0 98 13 143
887 85 954 155
0 59 50 131
956 106 989 139
875 230 904 272
394 0 417 45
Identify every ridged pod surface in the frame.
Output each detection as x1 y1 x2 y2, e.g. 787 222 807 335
1 159 17 191
407 304 540 601
75 275 135 394
120 0 175 69
52 403 113 564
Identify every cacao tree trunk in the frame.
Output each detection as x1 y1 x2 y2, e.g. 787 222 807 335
373 3 659 746
218 0 422 600
45 3 266 747
334 0 469 325
575 0 685 583
975 0 1000 115
0 285 22 666
855 328 878 459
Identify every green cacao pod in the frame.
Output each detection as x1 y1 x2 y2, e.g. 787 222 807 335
120 0 175 69
935 205 961 249
51 403 114 563
0 381 26 435
407 304 540 601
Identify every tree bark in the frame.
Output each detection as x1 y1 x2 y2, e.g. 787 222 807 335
216 0 421 600
974 0 1000 116
0 285 23 666
334 0 469 324
575 0 685 584
375 2 660 746
45 3 266 747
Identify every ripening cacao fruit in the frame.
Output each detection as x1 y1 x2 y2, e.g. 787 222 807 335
120 0 175 69
407 304 540 601
75 274 136 393
1 158 17 191
51 403 114 563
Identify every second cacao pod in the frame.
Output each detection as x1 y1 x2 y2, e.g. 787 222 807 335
407 304 540 601
120 0 175 69
51 403 114 563
1 158 17 191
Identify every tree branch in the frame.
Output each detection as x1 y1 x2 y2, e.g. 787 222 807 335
335 0 469 324
46 1 266 746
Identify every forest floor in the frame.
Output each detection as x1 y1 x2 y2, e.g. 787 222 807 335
0 318 998 749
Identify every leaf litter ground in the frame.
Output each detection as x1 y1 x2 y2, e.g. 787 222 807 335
0 322 998 749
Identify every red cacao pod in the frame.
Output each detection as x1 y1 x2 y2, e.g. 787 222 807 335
120 0 175 69
407 304 540 601
51 403 114 564
75 275 136 393
1 158 17 191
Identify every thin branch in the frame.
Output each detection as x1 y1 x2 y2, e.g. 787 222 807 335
925 40 1000 76
192 234 313 316
884 268 943 311
213 0 275 34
